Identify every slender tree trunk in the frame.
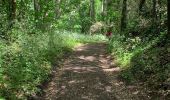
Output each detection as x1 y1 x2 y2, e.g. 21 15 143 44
11 0 16 20
157 0 161 34
139 0 145 12
34 0 40 21
55 0 61 19
18 0 25 21
107 0 114 24
90 0 95 22
167 0 170 41
152 0 157 23
33 0 41 28
8 0 16 27
168 0 170 33
79 5 86 33
120 0 127 31
161 0 170 46
102 0 107 21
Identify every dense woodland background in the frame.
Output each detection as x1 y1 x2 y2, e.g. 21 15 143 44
0 0 169 99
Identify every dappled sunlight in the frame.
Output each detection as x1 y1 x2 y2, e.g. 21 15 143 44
78 55 96 62
68 80 85 85
75 47 85 51
105 86 112 92
99 58 107 63
42 43 150 100
113 82 124 86
0 0 167 99
63 66 98 73
102 67 121 72
43 43 119 100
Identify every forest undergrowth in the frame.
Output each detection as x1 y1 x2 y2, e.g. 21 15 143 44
0 0 169 99
0 29 106 99
108 29 170 97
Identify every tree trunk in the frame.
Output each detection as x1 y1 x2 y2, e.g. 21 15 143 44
102 0 107 21
18 0 25 21
11 0 16 20
34 0 40 21
139 0 145 12
161 0 169 46
8 0 16 27
55 0 61 19
120 0 127 31
157 0 161 34
167 0 170 41
90 0 95 22
152 0 157 22
168 0 170 33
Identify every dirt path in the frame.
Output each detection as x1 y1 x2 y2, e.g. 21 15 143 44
37 43 150 100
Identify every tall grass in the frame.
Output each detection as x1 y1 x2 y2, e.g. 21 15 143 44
0 30 106 99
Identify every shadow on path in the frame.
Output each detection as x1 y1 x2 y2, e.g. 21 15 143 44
38 43 149 100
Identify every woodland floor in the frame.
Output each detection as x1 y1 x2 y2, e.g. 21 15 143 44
35 43 152 100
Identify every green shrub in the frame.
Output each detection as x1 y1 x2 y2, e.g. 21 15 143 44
0 32 64 99
129 47 170 87
109 31 170 87
0 29 106 99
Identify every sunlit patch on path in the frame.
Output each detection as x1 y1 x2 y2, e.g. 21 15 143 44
38 43 149 100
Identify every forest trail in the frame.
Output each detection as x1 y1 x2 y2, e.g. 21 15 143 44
38 43 149 100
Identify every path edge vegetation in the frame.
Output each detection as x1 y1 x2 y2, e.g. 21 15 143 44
107 0 170 98
0 0 169 99
0 30 106 99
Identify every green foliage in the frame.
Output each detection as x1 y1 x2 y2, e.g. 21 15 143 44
0 28 106 99
129 46 170 87
0 32 64 99
0 0 168 98
62 32 107 43
108 34 138 67
0 97 5 100
107 0 168 91
109 30 169 87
